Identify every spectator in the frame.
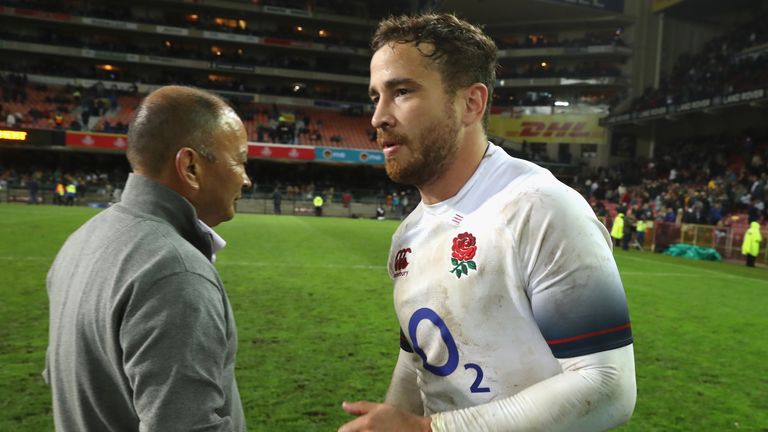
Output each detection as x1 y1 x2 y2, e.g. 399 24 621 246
313 194 324 216
272 187 282 214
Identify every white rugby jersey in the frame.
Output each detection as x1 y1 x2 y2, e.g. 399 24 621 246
388 143 632 415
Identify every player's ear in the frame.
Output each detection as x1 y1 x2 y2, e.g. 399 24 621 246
175 147 201 191
461 83 488 127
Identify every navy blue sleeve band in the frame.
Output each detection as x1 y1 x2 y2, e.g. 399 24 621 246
399 328 414 352
546 323 633 358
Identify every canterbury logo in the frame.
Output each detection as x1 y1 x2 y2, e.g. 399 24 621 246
393 248 411 278
394 248 411 271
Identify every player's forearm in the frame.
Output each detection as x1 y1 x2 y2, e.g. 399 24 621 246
385 350 425 415
430 345 636 432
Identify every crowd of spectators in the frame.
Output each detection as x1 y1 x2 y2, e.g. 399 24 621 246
1 72 29 127
0 156 416 213
623 13 768 113
0 78 372 147
235 101 368 146
242 103 311 145
0 75 133 132
0 163 126 205
579 132 768 227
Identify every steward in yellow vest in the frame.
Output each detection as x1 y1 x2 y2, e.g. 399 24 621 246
313 195 324 217
610 213 624 247
742 221 763 267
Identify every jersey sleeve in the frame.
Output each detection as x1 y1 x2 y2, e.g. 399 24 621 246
431 344 636 431
510 177 633 358
385 349 425 415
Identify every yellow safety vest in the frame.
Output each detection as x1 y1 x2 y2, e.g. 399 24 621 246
742 222 763 257
636 220 647 233
611 214 624 240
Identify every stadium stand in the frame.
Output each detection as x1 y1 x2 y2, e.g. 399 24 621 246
620 11 768 113
0 0 766 240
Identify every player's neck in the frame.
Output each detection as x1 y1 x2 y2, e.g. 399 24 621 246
418 133 488 205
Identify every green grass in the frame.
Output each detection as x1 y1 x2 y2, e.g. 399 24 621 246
1 205 766 431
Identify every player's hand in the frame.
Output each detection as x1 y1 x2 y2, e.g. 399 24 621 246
338 401 432 432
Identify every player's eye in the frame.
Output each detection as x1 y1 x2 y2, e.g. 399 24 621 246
396 88 409 97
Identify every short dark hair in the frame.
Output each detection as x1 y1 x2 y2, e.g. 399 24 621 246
127 86 232 176
371 13 498 129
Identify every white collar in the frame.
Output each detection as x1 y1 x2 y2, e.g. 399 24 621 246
197 219 227 263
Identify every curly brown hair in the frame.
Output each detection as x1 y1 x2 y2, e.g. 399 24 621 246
371 13 498 129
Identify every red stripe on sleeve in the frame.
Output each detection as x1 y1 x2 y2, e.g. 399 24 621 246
546 323 632 345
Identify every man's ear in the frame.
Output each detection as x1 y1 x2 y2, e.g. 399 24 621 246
462 83 489 127
175 147 201 191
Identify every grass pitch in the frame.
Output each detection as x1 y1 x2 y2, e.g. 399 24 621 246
1 205 766 431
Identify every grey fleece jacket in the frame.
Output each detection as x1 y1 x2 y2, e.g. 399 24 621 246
44 174 245 431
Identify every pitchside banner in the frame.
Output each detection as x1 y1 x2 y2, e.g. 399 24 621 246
489 114 607 144
314 147 384 165
66 131 128 150
247 143 315 161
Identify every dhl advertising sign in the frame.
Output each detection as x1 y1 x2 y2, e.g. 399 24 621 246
488 114 606 144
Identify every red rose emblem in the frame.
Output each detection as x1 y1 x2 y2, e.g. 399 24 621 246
452 232 477 261
449 232 478 279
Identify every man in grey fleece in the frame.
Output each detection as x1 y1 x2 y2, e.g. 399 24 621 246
44 86 251 431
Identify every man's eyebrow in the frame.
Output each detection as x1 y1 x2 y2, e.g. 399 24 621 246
369 78 422 97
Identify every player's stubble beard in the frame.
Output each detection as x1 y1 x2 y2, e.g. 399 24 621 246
382 99 461 187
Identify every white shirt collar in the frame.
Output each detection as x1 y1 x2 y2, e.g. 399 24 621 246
197 219 227 263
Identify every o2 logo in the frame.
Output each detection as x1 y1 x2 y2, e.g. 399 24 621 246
408 307 490 393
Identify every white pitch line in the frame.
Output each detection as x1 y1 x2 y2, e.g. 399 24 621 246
0 256 50 261
618 254 768 284
620 272 702 277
